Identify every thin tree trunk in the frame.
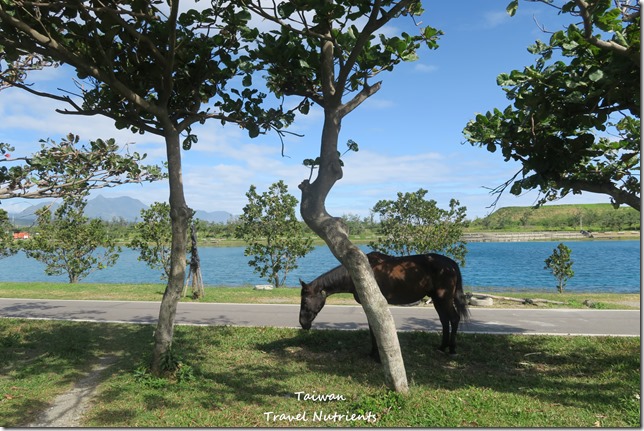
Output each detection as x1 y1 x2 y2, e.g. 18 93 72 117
185 221 204 299
151 130 191 375
299 111 409 393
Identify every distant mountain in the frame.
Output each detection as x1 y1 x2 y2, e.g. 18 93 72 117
85 195 148 221
8 196 234 225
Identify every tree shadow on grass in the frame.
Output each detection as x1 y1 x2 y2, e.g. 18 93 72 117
8 320 637 427
85 325 301 427
257 327 640 418
0 319 153 427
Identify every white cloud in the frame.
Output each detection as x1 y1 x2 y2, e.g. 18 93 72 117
414 63 438 73
483 10 512 29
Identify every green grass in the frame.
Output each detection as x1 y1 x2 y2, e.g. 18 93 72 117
0 282 638 309
0 319 639 427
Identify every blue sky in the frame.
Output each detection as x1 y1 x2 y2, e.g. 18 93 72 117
0 0 613 219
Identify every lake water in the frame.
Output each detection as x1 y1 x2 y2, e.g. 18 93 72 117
0 240 640 293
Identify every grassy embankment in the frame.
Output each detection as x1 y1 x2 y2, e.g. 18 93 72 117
0 282 639 309
467 203 640 232
0 318 640 427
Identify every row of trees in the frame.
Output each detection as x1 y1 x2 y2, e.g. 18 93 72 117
0 0 639 390
235 184 468 289
0 183 468 288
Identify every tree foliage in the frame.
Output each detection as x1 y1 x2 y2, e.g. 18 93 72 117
236 181 313 288
129 202 175 281
0 134 162 201
370 189 468 265
0 209 16 259
0 1 293 140
544 242 574 293
23 197 120 283
464 0 640 211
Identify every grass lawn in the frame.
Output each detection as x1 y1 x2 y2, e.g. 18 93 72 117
0 282 639 309
0 319 640 427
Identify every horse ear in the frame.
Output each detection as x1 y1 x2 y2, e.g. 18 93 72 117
300 279 307 289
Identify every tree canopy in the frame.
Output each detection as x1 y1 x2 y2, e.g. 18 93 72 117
23 197 120 283
370 189 468 265
464 0 640 211
129 201 175 281
0 134 162 201
236 181 313 288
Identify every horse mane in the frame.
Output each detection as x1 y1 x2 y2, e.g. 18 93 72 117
308 263 354 294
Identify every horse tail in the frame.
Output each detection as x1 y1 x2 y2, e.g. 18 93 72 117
454 264 470 322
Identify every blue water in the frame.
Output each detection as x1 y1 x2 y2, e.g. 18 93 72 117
0 240 640 293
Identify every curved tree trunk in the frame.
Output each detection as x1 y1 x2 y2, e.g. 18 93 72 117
299 111 409 393
151 129 191 375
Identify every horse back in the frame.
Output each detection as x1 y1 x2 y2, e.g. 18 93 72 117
367 252 462 305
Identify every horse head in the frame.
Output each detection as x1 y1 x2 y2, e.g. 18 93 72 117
299 279 327 330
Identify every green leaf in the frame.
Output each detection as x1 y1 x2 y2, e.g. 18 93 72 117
506 0 519 17
298 101 310 115
588 68 604 82
510 181 523 195
248 124 260 138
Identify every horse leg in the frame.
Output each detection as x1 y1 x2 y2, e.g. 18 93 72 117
368 324 381 363
447 306 461 356
433 301 451 353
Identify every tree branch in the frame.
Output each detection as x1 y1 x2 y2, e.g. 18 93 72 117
575 0 631 55
0 6 164 118
338 80 381 117
555 177 640 210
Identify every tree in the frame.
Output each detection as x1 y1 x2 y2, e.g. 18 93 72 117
129 202 174 281
236 181 313 288
0 209 16 259
463 0 640 211
246 0 440 392
370 189 468 265
544 243 574 293
0 134 161 201
0 0 294 374
23 197 120 283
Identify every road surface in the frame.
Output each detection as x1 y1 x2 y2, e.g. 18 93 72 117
0 298 639 336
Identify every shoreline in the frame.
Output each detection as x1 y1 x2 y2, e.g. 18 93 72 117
200 230 640 247
462 230 640 242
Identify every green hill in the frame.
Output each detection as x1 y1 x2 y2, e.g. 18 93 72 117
470 204 640 232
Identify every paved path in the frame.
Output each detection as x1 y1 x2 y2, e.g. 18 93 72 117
0 298 639 336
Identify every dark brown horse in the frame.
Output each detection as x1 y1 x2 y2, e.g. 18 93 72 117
299 251 469 360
